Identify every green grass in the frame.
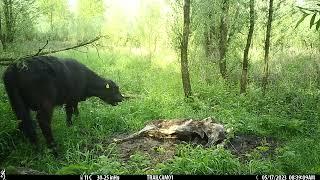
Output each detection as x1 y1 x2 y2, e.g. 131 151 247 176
0 49 319 174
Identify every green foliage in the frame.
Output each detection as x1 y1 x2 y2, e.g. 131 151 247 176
1 49 320 174
57 163 96 175
94 152 154 174
295 1 320 30
0 84 20 160
157 145 281 175
157 145 242 175
1 0 320 175
276 138 320 174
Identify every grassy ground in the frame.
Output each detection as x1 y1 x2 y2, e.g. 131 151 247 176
0 48 319 174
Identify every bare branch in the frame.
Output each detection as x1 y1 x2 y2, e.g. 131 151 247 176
71 48 88 53
93 43 102 61
0 61 12 66
35 40 49 56
0 35 107 66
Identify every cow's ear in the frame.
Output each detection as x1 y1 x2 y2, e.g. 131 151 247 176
106 83 110 89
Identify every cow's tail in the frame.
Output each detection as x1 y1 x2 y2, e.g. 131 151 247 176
2 66 38 145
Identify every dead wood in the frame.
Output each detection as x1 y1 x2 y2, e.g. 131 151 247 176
0 36 106 66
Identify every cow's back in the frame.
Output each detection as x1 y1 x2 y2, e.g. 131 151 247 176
3 56 74 109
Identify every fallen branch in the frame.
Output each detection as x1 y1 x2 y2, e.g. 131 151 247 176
0 61 12 66
0 35 106 65
37 36 104 56
35 40 49 56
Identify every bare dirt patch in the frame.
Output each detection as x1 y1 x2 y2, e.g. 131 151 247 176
116 137 178 163
113 117 227 163
112 119 279 163
225 134 279 159
114 133 279 163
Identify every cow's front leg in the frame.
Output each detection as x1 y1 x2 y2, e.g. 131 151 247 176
65 104 73 127
72 102 79 116
36 101 58 156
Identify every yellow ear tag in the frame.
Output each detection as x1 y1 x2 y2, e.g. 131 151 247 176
106 83 110 89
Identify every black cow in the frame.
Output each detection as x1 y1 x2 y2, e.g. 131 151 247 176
2 56 124 154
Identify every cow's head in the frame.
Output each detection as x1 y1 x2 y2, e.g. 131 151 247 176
99 80 124 106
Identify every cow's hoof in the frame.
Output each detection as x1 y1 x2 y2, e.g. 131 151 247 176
48 143 59 157
66 121 73 127
52 150 59 158
33 144 40 152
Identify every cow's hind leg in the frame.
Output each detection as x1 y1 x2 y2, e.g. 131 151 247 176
20 110 38 147
73 102 79 116
36 101 58 156
2 74 38 146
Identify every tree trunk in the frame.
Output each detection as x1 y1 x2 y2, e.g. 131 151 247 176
227 3 240 45
0 13 3 49
240 0 255 94
218 0 229 79
50 9 53 32
180 0 192 98
8 0 14 42
3 0 15 43
204 31 211 59
262 0 274 95
0 13 7 50
204 13 214 60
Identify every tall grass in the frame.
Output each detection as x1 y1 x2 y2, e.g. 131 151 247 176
0 49 319 174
